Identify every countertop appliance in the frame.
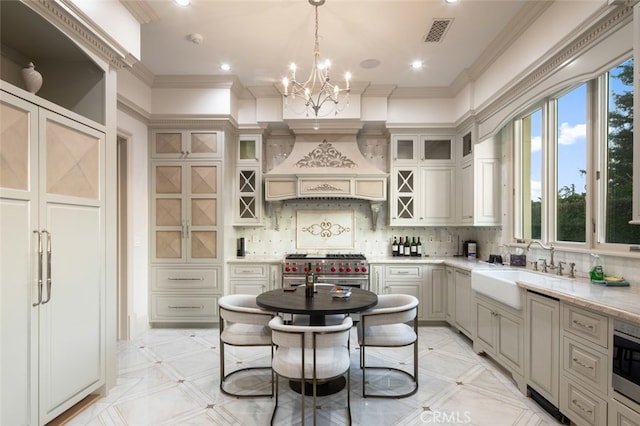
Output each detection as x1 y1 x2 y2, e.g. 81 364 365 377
613 319 640 405
282 254 369 290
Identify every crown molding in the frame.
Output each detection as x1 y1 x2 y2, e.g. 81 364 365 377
26 0 133 68
476 3 633 128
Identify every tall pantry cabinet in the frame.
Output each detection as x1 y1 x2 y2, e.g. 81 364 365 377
149 130 223 323
1 89 106 425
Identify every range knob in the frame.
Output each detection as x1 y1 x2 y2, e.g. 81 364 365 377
315 266 322 273
292 266 298 272
355 266 361 272
285 266 291 272
339 266 345 273
362 266 368 273
331 266 337 272
346 266 352 273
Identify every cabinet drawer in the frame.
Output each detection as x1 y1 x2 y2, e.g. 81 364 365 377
562 303 608 348
385 265 422 279
229 264 269 279
152 267 220 291
609 398 640 426
562 335 608 394
151 295 218 321
560 378 607 426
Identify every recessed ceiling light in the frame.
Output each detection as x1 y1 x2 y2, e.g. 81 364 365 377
444 0 459 4
411 60 423 70
175 0 191 7
360 59 381 69
220 63 231 72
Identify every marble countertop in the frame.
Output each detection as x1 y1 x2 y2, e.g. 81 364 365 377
514 276 640 324
226 255 640 323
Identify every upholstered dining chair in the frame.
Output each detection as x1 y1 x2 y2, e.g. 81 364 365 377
357 293 419 398
269 315 353 425
219 294 275 398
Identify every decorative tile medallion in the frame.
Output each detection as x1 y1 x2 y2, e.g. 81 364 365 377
296 209 354 250
295 140 357 169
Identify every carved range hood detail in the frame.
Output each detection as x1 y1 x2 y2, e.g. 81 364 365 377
264 133 388 230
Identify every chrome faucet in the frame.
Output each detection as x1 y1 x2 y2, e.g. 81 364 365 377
527 240 555 269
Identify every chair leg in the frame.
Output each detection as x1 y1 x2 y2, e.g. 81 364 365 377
270 372 281 426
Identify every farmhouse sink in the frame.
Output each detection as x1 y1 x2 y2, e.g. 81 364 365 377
471 269 561 310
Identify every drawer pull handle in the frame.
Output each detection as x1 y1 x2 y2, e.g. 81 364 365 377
168 277 204 281
396 271 410 275
168 305 204 310
571 399 593 415
572 319 595 330
572 358 594 370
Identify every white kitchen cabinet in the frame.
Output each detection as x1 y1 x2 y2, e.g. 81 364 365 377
1 89 106 425
458 135 500 226
390 132 457 226
424 265 446 320
526 291 560 407
234 134 262 225
151 130 222 159
228 262 280 295
445 267 456 325
609 398 640 426
454 269 473 338
383 264 423 320
559 302 610 426
149 131 223 324
474 294 525 391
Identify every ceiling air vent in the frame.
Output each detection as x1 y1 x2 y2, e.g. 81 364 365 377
424 18 453 43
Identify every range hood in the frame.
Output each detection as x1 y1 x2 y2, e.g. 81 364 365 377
264 133 388 229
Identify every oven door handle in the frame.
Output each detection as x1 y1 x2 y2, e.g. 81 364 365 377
614 329 640 346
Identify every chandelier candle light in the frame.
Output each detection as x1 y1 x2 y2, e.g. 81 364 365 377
282 0 351 120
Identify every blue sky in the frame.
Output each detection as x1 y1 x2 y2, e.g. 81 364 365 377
527 58 631 202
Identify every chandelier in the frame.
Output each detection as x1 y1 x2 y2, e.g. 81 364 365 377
282 0 351 119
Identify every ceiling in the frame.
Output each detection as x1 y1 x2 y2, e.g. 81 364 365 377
130 0 552 95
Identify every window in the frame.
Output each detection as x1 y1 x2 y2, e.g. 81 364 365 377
519 108 542 240
514 57 635 250
555 84 587 243
603 58 638 244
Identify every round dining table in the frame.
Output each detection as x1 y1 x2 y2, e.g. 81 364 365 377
257 285 377 396
256 285 378 326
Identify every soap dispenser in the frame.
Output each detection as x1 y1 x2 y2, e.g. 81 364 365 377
589 253 604 281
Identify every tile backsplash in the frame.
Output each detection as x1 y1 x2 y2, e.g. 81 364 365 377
234 199 639 285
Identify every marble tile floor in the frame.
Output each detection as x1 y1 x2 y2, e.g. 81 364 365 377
66 325 564 426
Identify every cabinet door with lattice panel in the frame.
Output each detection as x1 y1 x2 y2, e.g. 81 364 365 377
152 162 185 262
186 162 220 262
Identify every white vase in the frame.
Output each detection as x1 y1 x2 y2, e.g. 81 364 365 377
21 62 43 94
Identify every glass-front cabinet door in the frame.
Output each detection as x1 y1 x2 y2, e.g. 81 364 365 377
421 137 454 163
390 167 418 225
237 134 261 164
391 135 418 164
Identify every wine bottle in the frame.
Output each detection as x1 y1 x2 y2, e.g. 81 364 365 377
417 236 423 257
392 236 399 257
410 237 417 256
398 237 404 256
404 236 410 256
305 262 314 298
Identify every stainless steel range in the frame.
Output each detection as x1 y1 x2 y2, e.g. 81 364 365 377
282 254 369 290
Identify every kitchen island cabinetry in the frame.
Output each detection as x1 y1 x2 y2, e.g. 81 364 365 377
1 87 107 425
149 130 223 324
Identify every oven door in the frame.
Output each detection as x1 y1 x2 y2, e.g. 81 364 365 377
612 328 640 405
315 275 368 290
